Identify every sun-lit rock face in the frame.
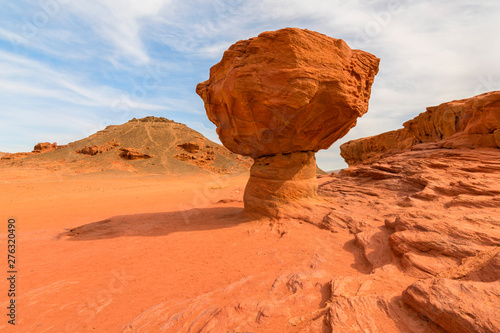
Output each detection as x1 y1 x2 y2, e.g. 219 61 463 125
404 90 500 148
196 28 379 216
340 90 500 166
197 28 380 158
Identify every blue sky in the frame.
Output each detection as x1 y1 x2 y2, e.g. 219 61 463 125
0 0 499 170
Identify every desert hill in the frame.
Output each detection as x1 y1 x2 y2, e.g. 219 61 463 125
1 116 252 175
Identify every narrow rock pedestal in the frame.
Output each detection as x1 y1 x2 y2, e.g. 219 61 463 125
244 151 318 217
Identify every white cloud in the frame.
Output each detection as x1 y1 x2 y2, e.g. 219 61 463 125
0 50 171 111
63 0 171 64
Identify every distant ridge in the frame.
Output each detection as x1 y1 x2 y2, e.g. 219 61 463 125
1 116 252 175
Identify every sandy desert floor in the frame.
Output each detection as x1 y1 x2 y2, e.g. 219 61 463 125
0 168 376 332
2 147 499 333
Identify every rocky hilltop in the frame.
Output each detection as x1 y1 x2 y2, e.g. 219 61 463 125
1 116 252 175
341 90 500 165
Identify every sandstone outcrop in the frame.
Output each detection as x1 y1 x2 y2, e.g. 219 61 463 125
119 148 152 160
406 90 500 148
1 142 60 160
403 279 500 333
328 89 500 332
341 90 500 165
326 275 445 332
33 142 58 153
340 128 416 166
76 140 119 155
329 148 500 276
197 28 379 216
320 146 500 332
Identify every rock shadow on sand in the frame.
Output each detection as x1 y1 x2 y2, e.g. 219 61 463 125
58 206 249 241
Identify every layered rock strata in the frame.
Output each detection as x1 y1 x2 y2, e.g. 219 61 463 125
341 91 500 165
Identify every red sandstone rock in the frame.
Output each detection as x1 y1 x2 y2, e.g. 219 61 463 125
76 140 119 155
119 148 152 160
330 147 500 278
464 251 500 282
405 91 500 148
319 146 500 331
1 142 58 160
403 278 500 333
389 214 500 278
196 28 379 216
327 275 444 333
341 91 500 165
340 128 416 165
197 28 379 158
243 151 319 217
33 142 58 153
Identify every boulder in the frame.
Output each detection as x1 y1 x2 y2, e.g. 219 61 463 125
197 28 379 216
403 278 500 333
76 140 119 156
33 142 58 153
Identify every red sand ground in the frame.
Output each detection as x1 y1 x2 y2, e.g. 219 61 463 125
0 169 371 332
2 147 498 332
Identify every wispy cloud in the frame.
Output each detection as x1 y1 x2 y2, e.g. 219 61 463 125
63 0 171 64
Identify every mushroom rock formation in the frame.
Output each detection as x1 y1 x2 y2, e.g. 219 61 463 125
196 28 380 216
